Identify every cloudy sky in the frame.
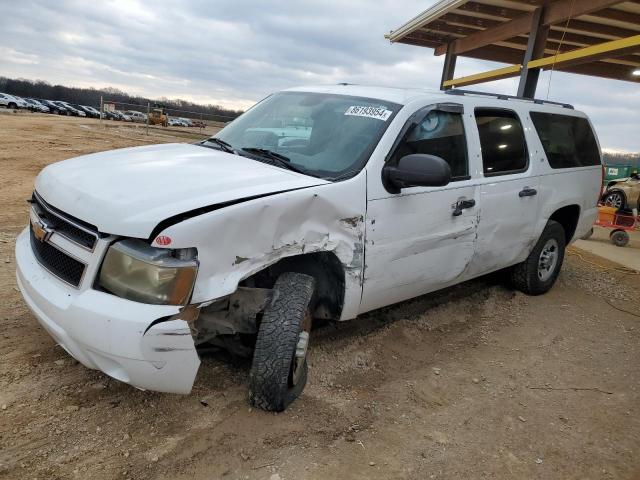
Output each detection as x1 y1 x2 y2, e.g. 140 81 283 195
0 0 638 151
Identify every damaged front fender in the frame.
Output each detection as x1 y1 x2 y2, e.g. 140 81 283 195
156 174 368 320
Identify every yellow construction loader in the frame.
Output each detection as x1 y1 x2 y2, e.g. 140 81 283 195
148 108 168 127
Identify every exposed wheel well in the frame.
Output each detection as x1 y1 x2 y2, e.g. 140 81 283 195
549 205 580 243
240 251 346 320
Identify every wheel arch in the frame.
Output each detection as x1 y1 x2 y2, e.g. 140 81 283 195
240 251 346 321
549 204 580 244
605 188 627 203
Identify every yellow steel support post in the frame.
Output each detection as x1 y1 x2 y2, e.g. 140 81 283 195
442 35 640 90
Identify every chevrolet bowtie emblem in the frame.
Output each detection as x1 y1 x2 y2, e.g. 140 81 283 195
30 212 53 243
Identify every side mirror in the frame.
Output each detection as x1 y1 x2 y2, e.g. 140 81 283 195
382 154 451 193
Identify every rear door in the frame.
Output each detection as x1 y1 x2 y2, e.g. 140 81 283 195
465 107 540 277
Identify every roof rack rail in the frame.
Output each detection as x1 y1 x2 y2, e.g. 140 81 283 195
444 89 574 110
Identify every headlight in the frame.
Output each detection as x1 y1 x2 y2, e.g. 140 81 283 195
98 239 198 306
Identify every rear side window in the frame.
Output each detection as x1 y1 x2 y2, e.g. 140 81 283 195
475 109 528 176
530 112 600 168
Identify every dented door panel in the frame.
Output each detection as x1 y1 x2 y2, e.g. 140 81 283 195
361 183 479 313
465 176 540 278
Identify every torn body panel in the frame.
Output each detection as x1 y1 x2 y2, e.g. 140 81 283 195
157 175 368 320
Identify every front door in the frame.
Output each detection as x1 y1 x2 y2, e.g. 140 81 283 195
360 105 479 314
465 107 540 277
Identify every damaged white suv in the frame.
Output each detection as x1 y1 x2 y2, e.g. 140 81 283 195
16 85 602 411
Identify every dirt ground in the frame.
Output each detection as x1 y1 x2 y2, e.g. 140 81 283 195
575 227 640 272
1 113 639 480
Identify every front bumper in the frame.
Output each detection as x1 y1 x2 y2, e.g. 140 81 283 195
15 228 200 394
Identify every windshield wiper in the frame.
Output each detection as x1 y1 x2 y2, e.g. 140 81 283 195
326 170 360 182
200 137 236 153
240 147 308 175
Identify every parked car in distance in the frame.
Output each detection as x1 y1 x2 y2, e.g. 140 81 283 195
23 98 50 113
73 105 100 118
113 110 132 122
602 172 640 210
37 99 67 115
124 110 147 123
101 110 118 120
53 101 86 117
27 98 51 113
16 85 602 412
83 106 102 118
168 117 188 126
0 92 29 109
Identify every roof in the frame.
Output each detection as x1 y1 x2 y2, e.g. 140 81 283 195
285 84 446 104
284 85 589 116
387 0 640 83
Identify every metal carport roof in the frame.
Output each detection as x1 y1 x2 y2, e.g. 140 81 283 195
386 0 640 95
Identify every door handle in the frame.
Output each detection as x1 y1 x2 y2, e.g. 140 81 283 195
519 187 537 197
452 198 476 217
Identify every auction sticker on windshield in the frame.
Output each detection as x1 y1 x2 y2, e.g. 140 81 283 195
345 106 392 121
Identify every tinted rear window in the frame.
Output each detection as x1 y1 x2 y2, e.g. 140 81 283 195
475 109 528 176
530 112 600 168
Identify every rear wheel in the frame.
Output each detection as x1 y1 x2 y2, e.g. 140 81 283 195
511 220 566 295
7 102 16 109
580 228 594 240
249 272 315 412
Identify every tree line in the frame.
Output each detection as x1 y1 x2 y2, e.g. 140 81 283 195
602 151 640 168
0 77 243 121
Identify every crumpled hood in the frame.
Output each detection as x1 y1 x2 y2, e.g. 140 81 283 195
35 143 328 238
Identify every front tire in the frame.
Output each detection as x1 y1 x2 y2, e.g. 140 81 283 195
249 272 315 412
604 190 626 209
511 220 566 295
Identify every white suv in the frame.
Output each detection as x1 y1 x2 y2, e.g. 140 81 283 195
0 92 28 109
124 110 147 123
16 85 601 411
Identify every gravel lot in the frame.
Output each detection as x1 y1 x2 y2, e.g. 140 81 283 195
1 113 639 480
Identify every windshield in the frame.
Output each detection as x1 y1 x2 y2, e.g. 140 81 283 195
212 91 401 180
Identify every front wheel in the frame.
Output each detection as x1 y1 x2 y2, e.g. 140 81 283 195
511 220 566 295
249 272 315 411
603 191 626 209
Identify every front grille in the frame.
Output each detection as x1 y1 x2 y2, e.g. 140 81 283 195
30 225 86 287
31 193 98 250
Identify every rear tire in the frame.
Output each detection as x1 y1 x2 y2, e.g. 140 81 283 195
8 102 16 109
249 272 315 412
511 220 566 295
580 228 593 240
